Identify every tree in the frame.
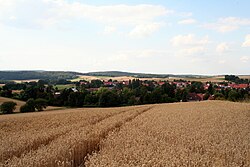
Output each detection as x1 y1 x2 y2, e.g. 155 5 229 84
189 82 204 93
98 90 120 107
203 93 210 100
181 90 188 102
67 92 85 107
128 96 137 105
0 89 13 98
151 87 162 103
20 104 35 113
0 101 17 114
35 98 48 111
214 93 225 100
162 83 175 98
207 84 214 95
20 98 36 113
175 88 182 102
84 94 98 106
228 90 240 102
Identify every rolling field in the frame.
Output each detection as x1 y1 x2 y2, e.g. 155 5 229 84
0 97 62 113
72 75 231 83
0 101 249 166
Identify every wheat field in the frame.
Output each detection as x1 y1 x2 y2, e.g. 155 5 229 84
0 101 249 166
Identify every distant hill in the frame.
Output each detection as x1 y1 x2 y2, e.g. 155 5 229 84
0 70 214 81
0 71 81 80
84 71 211 79
85 71 170 78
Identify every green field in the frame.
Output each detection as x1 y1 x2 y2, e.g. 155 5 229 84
54 84 75 90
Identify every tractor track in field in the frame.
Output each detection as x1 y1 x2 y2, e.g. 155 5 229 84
78 106 154 167
1 107 133 164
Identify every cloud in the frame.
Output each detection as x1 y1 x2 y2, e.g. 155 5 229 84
219 60 226 64
216 42 229 53
128 22 164 38
171 34 209 47
45 2 171 25
171 34 210 58
0 0 173 36
180 46 206 56
203 17 250 33
179 12 193 17
103 25 116 34
240 56 249 63
242 34 250 47
178 18 196 25
117 49 169 58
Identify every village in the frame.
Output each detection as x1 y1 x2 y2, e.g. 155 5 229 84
75 77 250 102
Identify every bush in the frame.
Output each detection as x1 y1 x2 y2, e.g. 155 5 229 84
20 98 48 112
228 90 240 102
0 101 17 114
35 98 48 111
214 93 225 100
20 104 35 113
203 93 210 100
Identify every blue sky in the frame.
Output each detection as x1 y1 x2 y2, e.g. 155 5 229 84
0 0 250 75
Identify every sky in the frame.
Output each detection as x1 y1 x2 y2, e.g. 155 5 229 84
0 0 250 75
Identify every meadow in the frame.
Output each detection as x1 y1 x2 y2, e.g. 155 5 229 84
0 101 249 166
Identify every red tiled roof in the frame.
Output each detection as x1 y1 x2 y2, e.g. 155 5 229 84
229 84 249 89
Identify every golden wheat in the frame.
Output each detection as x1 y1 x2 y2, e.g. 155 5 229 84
1 101 249 167
85 101 250 167
0 105 149 166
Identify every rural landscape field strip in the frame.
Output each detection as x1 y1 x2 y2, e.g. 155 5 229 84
1 101 249 167
0 106 144 166
85 101 250 167
1 105 151 166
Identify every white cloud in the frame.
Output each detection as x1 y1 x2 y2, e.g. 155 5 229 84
242 34 250 47
9 16 17 20
180 46 205 56
216 42 229 53
240 56 249 63
117 49 169 58
171 34 210 58
178 18 196 25
41 1 172 28
179 12 193 17
171 34 209 46
219 60 226 64
0 0 172 36
103 25 116 34
203 17 250 33
129 22 164 38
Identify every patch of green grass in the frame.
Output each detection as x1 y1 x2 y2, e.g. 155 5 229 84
54 84 75 90
70 78 82 82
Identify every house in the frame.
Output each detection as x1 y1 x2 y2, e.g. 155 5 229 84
104 81 114 86
228 84 249 89
187 93 203 101
174 82 188 88
122 81 129 85
158 82 165 86
80 81 88 85
71 88 78 92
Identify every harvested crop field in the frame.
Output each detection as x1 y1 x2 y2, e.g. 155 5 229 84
0 101 249 167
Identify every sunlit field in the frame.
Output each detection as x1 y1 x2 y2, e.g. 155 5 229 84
1 101 249 167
